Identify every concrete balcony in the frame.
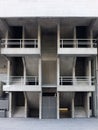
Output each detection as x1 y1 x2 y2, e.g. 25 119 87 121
1 39 40 56
57 76 95 92
58 39 97 56
3 76 41 92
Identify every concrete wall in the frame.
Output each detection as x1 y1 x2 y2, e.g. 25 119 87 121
25 56 38 76
42 61 57 85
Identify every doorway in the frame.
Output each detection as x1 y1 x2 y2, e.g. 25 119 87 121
42 89 57 119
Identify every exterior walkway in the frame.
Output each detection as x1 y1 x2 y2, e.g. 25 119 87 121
0 118 98 130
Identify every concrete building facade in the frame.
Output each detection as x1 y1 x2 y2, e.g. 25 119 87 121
0 0 98 119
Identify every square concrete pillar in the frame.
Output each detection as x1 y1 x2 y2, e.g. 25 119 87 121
71 96 75 118
39 92 42 119
57 92 59 119
9 92 12 117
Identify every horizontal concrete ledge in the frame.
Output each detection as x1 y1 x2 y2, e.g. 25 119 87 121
57 85 95 92
1 48 40 56
3 85 41 92
58 48 97 55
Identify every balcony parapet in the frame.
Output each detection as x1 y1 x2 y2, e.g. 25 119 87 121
58 76 95 92
58 39 97 55
2 76 41 92
59 39 97 48
1 39 40 55
59 76 95 86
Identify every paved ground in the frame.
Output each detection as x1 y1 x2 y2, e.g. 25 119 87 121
0 118 98 130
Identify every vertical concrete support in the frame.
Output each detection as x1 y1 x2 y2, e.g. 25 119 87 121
22 58 26 85
57 58 60 119
9 92 12 117
96 55 98 117
86 92 90 118
7 60 10 85
72 58 76 85
57 23 60 51
57 58 60 86
39 92 42 119
89 59 92 86
39 58 41 86
71 94 75 118
90 30 93 48
5 30 8 48
38 24 41 50
73 27 77 47
24 95 28 118
22 26 25 48
93 57 97 117
57 92 59 119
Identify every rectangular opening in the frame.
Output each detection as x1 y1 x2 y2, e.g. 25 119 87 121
8 26 23 48
42 61 57 86
76 26 89 48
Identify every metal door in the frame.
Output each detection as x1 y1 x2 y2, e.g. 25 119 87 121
42 96 57 119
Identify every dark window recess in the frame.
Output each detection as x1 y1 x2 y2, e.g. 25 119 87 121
15 92 24 106
76 26 88 48
8 26 22 48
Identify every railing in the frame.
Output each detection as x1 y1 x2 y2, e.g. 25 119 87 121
1 39 38 48
60 39 97 48
59 76 95 85
0 76 39 85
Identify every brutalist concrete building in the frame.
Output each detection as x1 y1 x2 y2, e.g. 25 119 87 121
0 0 98 119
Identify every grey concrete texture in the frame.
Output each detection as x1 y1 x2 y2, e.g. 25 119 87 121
0 118 98 130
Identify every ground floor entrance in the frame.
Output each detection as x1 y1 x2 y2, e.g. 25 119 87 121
42 88 57 119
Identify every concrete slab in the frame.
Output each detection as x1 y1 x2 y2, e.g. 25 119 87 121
0 118 98 130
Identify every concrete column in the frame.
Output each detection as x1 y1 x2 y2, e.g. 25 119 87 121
5 30 8 48
73 64 75 85
38 24 41 50
57 92 59 119
57 23 60 50
57 58 60 86
73 27 77 47
71 93 75 118
7 60 10 85
39 58 41 86
92 57 97 117
24 95 28 118
95 55 98 117
22 26 25 48
39 92 42 119
22 58 26 85
89 59 92 86
9 92 12 117
86 92 90 118
90 30 93 48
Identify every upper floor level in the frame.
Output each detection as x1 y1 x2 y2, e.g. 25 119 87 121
0 18 97 56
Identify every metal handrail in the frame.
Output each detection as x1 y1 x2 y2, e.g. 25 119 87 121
1 39 38 48
60 39 97 48
0 76 39 85
59 76 95 85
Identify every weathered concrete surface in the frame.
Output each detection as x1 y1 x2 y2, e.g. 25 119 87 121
0 118 98 130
